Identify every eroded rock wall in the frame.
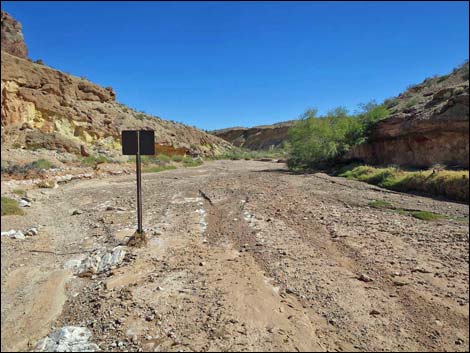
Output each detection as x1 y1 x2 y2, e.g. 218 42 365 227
1 11 28 59
346 82 469 168
1 51 230 157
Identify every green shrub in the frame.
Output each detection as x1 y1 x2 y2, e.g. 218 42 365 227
410 210 446 221
31 159 54 170
142 165 177 173
286 103 389 170
1 197 24 216
81 155 112 166
437 74 450 83
1 159 55 175
156 154 171 163
213 147 287 161
404 98 418 109
182 157 203 167
171 155 184 162
12 189 26 196
368 200 394 209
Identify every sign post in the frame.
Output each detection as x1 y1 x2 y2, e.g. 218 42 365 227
136 141 143 233
122 130 155 236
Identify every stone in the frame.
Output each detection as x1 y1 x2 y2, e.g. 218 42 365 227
357 273 373 283
24 227 38 236
35 326 99 352
1 229 25 240
393 279 409 287
1 11 28 58
77 246 126 276
19 198 31 207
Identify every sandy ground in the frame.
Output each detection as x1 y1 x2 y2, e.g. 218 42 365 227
1 160 469 352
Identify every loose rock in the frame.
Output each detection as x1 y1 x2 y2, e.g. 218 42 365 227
35 326 99 352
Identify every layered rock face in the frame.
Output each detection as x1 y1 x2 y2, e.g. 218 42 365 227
212 121 294 150
1 12 230 157
1 11 28 59
345 67 469 168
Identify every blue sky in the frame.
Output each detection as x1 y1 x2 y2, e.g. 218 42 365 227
2 1 469 130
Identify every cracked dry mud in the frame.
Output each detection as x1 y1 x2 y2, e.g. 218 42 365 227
1 160 469 352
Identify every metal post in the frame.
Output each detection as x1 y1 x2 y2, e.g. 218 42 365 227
136 133 143 233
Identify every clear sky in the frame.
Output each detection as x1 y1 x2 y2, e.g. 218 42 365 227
2 1 469 130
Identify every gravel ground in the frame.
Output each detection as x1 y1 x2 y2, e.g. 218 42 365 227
1 160 468 352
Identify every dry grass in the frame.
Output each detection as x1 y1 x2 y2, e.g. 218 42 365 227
340 165 469 202
1 197 24 216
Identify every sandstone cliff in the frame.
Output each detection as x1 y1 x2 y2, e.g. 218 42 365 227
1 11 27 59
212 121 294 150
345 64 469 168
1 12 230 158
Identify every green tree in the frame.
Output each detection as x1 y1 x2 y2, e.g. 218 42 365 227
287 102 389 170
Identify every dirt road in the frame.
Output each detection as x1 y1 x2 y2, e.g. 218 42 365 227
1 160 469 352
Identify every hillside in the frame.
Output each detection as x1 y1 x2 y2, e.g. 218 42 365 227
213 64 469 168
1 11 230 161
211 121 295 150
346 63 469 168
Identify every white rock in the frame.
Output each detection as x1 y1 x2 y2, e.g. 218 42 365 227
19 199 31 207
25 227 39 236
35 326 99 352
77 246 126 275
64 257 86 272
1 230 25 240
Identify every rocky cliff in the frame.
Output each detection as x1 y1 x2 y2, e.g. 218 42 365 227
1 11 230 158
212 121 294 150
1 11 27 59
345 64 469 168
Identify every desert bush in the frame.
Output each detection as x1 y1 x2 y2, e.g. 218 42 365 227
404 98 418 109
182 157 203 167
213 147 287 161
81 155 112 166
286 102 389 170
31 159 54 170
12 189 26 196
171 155 184 162
1 197 24 216
1 159 55 175
142 165 177 173
156 154 171 163
37 180 56 188
437 74 450 83
339 165 469 202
